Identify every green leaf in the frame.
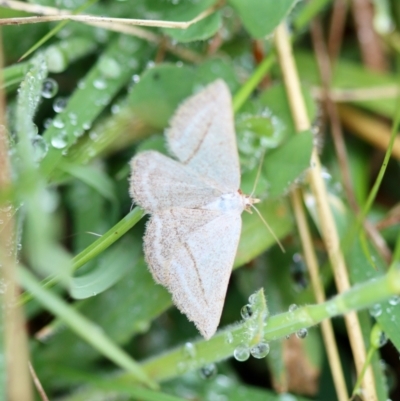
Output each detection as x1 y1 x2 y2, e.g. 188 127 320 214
128 64 195 129
143 0 221 42
164 12 221 43
258 83 317 138
228 0 297 38
128 62 241 130
61 163 119 211
70 237 140 299
19 266 156 389
263 131 313 198
235 198 293 267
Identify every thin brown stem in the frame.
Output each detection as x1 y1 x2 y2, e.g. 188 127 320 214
351 0 388 71
328 0 349 61
28 362 50 401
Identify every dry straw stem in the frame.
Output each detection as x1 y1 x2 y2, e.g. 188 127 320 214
0 37 33 400
1 0 204 64
338 104 400 161
274 24 377 401
290 190 348 401
312 85 400 102
0 0 221 29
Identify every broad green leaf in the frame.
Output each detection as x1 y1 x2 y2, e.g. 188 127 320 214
143 0 221 42
128 64 195 129
258 83 317 138
263 131 313 198
228 0 297 38
128 62 240 130
164 13 221 43
235 198 293 267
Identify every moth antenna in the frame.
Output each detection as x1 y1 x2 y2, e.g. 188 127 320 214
250 150 266 198
251 204 285 252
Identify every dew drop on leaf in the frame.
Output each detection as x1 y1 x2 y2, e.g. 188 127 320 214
233 344 250 362
41 78 58 99
51 130 68 149
250 342 270 359
240 304 253 320
199 363 217 379
296 328 308 339
53 97 68 113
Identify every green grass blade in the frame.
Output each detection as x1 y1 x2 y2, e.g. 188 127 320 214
19 266 156 389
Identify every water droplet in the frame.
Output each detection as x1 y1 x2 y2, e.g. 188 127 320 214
389 296 400 306
43 118 53 129
290 253 308 290
32 135 48 161
370 304 382 318
199 363 217 379
73 129 84 138
250 342 270 358
93 77 107 90
132 74 140 83
89 131 98 141
378 332 388 347
51 130 68 149
52 116 65 129
241 304 253 320
183 342 196 358
296 328 308 339
82 122 92 130
248 293 257 304
146 61 155 69
233 344 250 362
41 78 58 99
288 304 298 313
111 104 121 114
98 56 122 79
225 331 233 344
53 97 68 113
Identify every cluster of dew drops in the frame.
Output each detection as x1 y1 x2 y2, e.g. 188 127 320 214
183 294 312 382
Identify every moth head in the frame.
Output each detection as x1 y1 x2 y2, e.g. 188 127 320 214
238 189 260 213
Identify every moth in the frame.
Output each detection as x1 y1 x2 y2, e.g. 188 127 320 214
129 79 258 339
